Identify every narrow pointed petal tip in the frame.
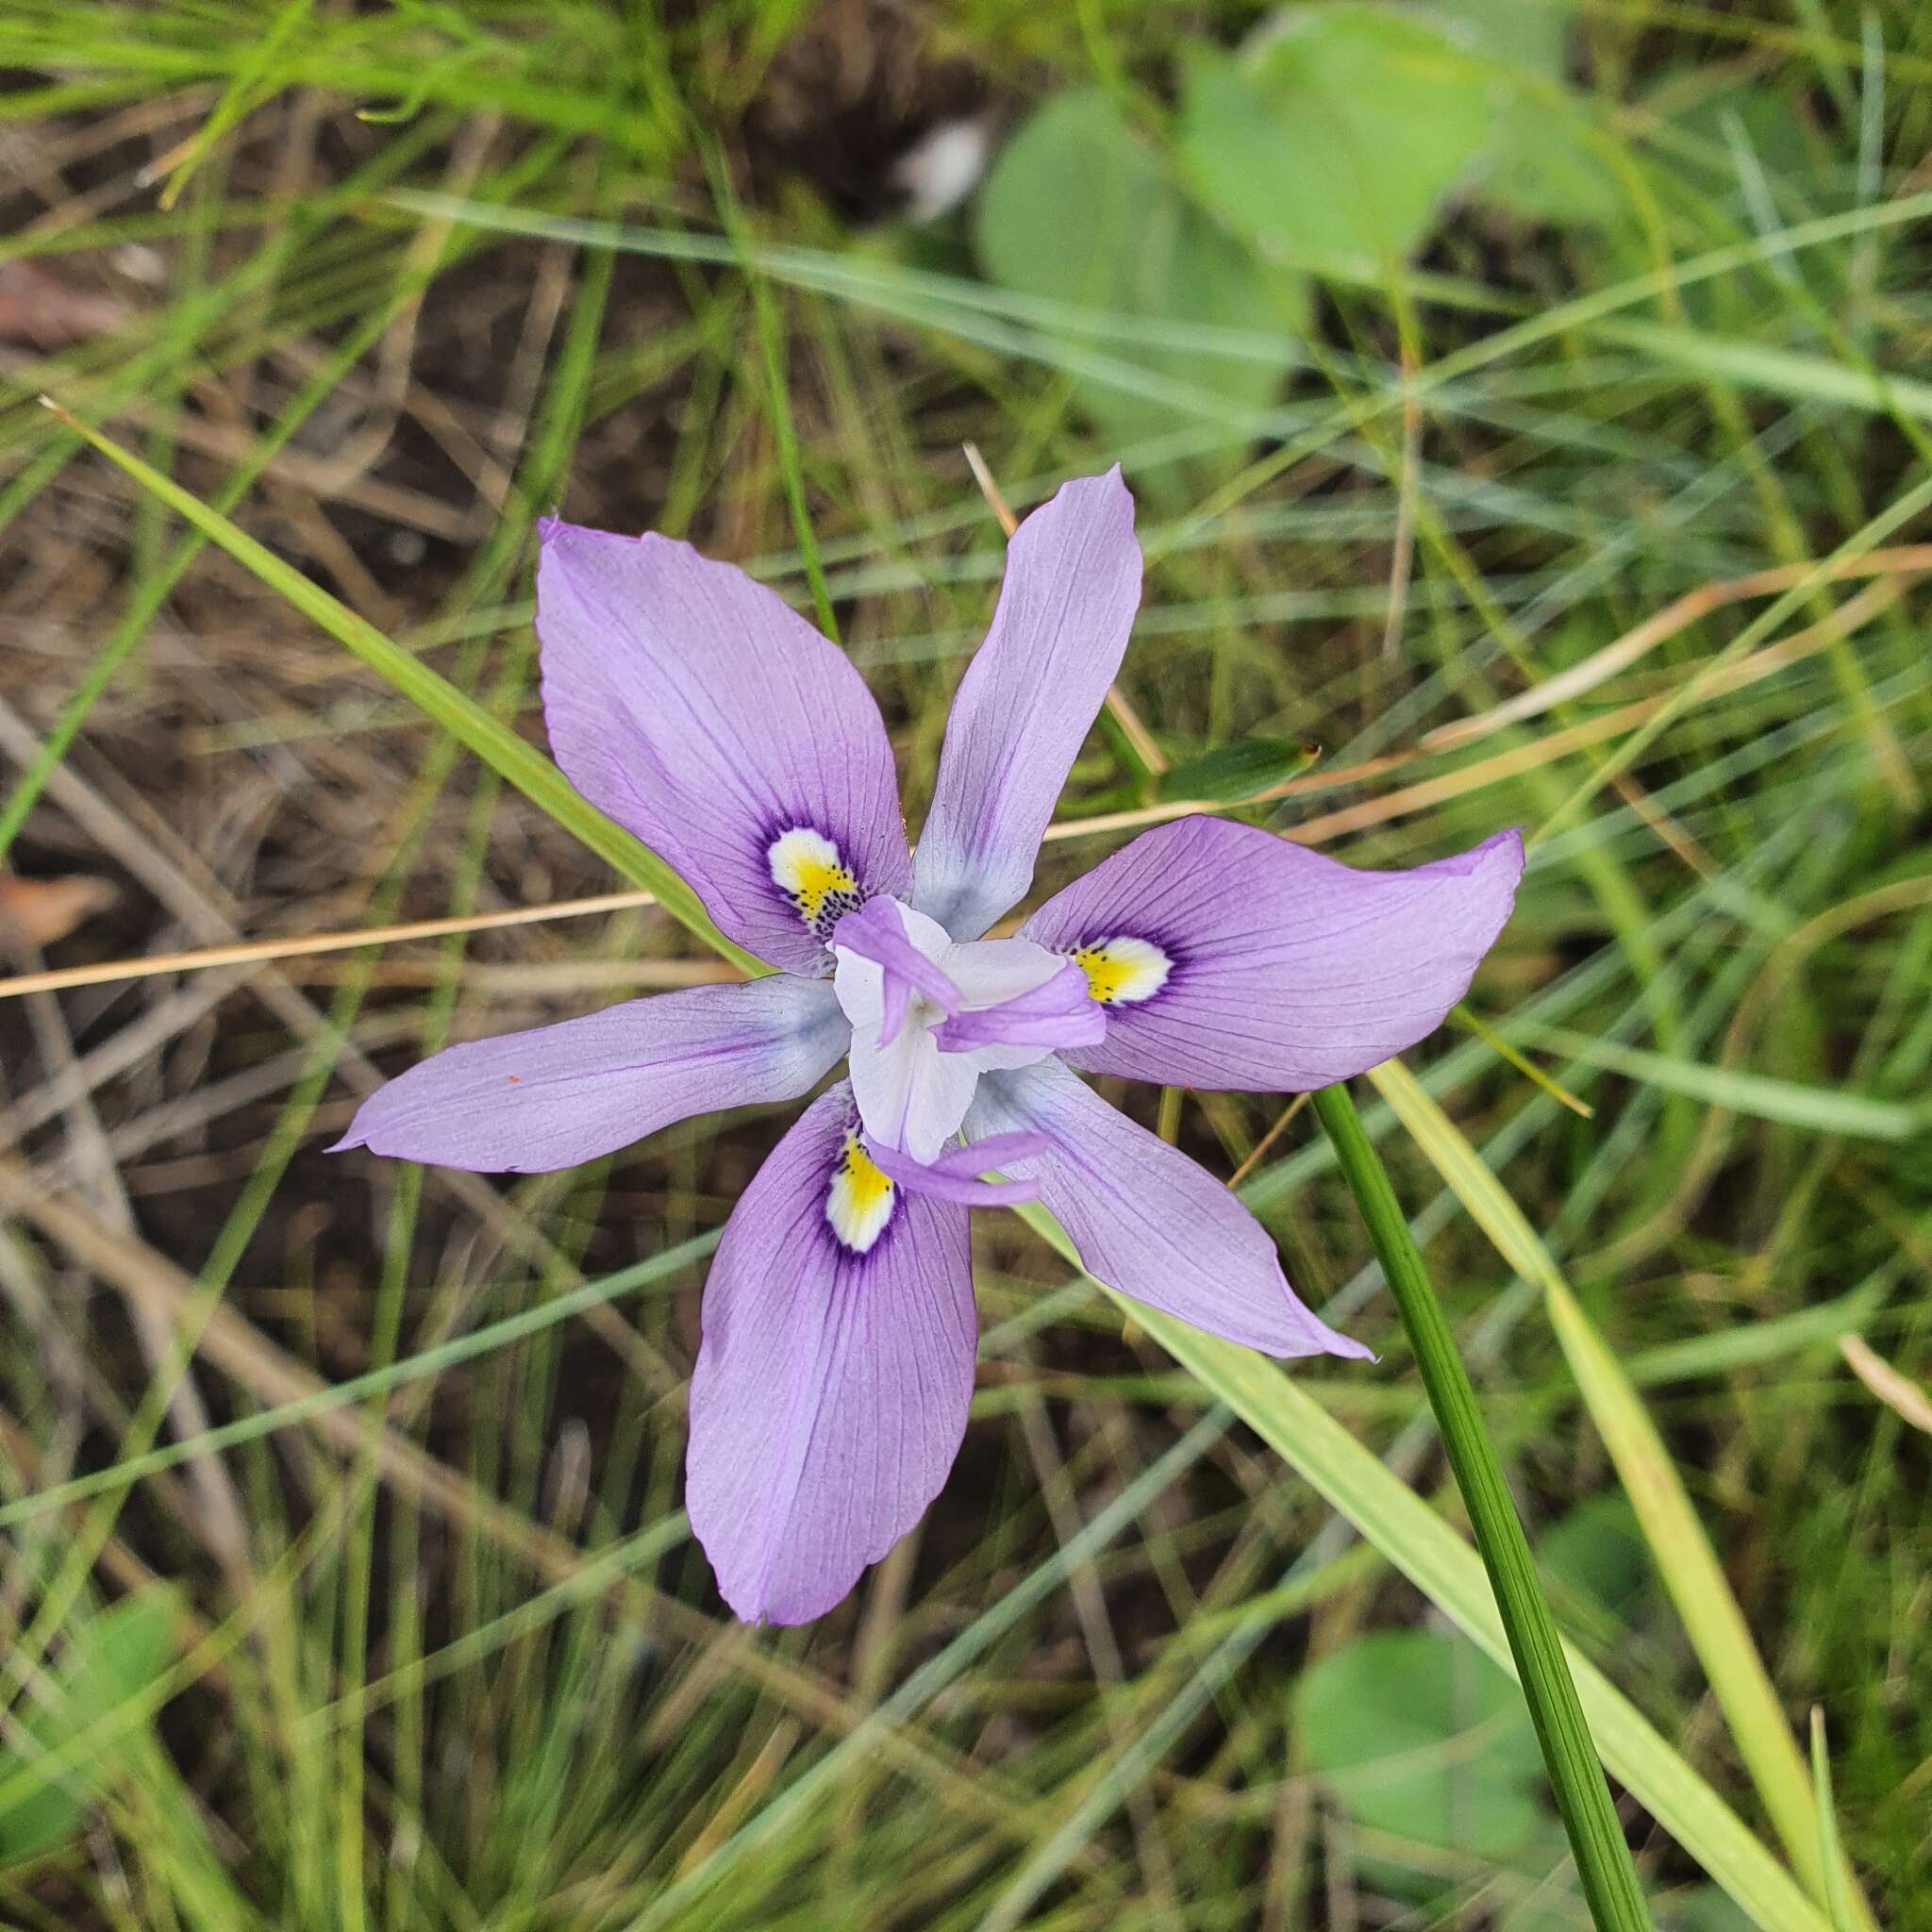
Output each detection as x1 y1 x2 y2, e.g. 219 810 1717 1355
864 1133 1044 1207
928 1130 1049 1174
933 959 1105 1056
913 468 1143 941
969 1059 1371 1361
1022 819 1525 1094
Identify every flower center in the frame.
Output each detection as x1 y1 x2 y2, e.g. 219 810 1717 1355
831 899 1075 1163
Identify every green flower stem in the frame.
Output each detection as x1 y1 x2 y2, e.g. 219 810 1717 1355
1310 1081 1652 1932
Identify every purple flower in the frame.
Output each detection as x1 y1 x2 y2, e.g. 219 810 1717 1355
335 470 1523 1625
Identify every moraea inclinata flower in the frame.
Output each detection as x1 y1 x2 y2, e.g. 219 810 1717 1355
335 470 1523 1624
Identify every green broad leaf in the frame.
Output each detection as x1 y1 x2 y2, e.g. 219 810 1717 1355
1538 1494 1652 1624
1664 1886 1758 1932
1153 736 1320 806
1478 99 1624 225
0 1589 183 1861
974 89 1305 463
1177 12 1495 272
1419 0 1569 76
1294 1628 1548 1859
1416 0 1620 225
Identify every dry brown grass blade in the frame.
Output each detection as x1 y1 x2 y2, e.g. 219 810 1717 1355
1576 869 1932 1280
0 889 665 1003
12 980 251 1574
1421 545 1932 752
1292 575 1907 846
4 558 1905 1024
16 569 1904 1024
0 691 689 1390
0 261 131 348
1838 1336 1932 1437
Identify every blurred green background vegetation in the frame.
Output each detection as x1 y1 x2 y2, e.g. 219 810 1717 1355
0 1 1927 1926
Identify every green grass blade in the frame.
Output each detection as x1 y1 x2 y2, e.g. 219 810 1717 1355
1513 1024 1921 1141
35 401 765 977
152 0 314 209
1366 1058 1875 1929
1807 1710 1858 1932
1 269 432 862
1309 1082 1652 1932
706 145 841 644
1120 1308 1828 1931
626 1408 1233 1930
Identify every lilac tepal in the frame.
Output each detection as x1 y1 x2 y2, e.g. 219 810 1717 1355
334 468 1524 1626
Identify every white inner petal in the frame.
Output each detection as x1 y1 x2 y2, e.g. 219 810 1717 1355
945 937 1066 1007
833 901 1070 1160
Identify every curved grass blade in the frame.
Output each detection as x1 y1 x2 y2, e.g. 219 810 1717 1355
1511 1025 1921 1141
33 402 765 978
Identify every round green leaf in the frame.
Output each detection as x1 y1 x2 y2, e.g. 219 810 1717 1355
974 88 1305 458
1538 1494 1654 1625
1179 11 1496 271
1417 0 1619 225
1419 0 1571 77
0 1588 183 1862
1293 1627 1550 1860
